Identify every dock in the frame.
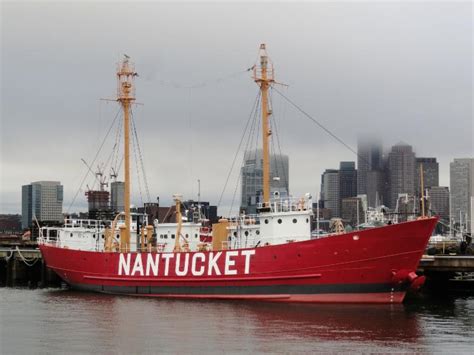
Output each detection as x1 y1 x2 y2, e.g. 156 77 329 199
0 245 60 288
419 255 474 273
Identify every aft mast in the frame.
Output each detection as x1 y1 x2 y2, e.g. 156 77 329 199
117 55 137 252
253 44 275 208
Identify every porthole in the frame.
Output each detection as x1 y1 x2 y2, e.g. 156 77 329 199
244 231 249 236
306 218 309 223
264 219 269 224
116 234 120 239
164 235 168 239
256 230 260 235
195 234 198 238
101 235 105 239
70 233 73 237
277 219 282 224
171 234 175 239
292 219 297 224
233 232 237 237
93 234 96 239
185 234 189 238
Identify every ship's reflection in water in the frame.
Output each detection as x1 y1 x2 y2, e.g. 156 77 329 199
1 289 473 353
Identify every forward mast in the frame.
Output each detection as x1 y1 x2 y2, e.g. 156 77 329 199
116 56 138 252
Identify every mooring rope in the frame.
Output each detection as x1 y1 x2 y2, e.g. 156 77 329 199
15 246 40 267
3 250 14 262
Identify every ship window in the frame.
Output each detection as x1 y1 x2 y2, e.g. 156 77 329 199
171 234 175 239
93 234 96 239
277 219 282 224
102 235 105 239
256 230 260 235
306 218 309 223
293 219 297 224
195 234 198 238
264 219 269 224
70 233 73 237
244 231 249 236
233 232 237 237
185 234 189 238
164 235 168 239
117 234 120 239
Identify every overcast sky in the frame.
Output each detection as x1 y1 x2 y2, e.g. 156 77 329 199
1 1 472 215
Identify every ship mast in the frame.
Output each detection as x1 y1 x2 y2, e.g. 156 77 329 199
253 44 275 207
117 55 137 252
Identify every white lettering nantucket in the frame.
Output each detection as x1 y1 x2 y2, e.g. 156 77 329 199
161 253 174 276
118 253 131 275
131 254 144 276
175 253 190 276
224 251 239 275
191 253 205 276
117 250 257 277
146 253 159 276
241 250 256 274
207 252 222 276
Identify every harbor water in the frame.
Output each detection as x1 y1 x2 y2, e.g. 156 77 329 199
1 288 473 354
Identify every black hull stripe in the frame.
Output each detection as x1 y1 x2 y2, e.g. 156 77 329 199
69 282 406 295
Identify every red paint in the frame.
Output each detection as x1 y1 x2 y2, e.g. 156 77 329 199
39 217 437 304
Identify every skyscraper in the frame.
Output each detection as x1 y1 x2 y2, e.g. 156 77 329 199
22 181 64 229
416 157 439 197
450 158 474 229
357 136 383 207
428 186 449 224
387 143 416 209
366 170 385 207
241 149 289 214
110 181 125 213
320 169 340 218
341 197 364 227
339 161 357 201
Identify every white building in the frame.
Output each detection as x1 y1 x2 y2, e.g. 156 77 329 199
450 158 474 231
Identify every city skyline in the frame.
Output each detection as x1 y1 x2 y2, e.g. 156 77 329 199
1 1 472 214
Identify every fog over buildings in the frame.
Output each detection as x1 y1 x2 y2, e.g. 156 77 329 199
1 1 472 214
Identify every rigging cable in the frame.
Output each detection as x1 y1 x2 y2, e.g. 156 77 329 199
156 68 251 90
217 91 261 209
272 87 370 166
269 88 289 190
67 106 122 213
111 114 123 175
130 110 144 207
229 92 260 216
131 108 151 203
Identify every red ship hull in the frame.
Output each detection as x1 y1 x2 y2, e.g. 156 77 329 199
39 218 437 303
